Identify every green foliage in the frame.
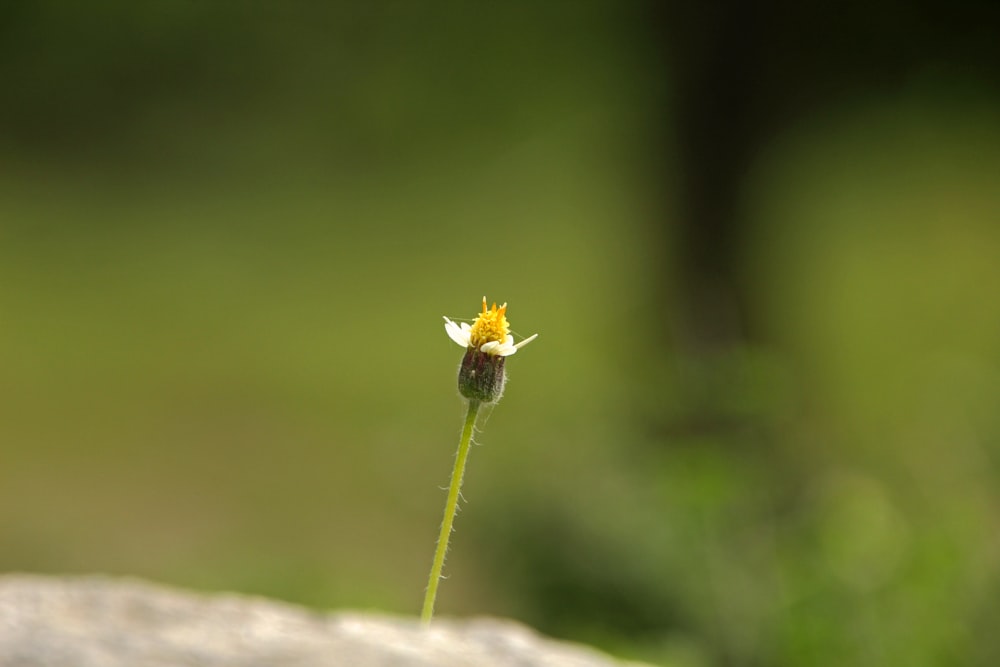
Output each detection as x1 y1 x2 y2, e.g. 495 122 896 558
1 4 1000 666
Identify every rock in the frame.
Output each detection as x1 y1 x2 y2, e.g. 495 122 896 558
0 574 656 667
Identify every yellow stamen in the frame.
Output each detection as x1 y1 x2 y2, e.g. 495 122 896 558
468 296 510 349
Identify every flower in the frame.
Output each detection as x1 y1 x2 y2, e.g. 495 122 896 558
444 297 538 404
443 297 538 356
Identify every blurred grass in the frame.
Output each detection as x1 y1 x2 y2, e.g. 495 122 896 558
2 4 1000 666
0 82 649 616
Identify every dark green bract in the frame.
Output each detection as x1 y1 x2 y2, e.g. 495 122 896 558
458 348 506 404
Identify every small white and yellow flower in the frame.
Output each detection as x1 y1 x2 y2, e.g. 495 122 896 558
444 297 538 356
424 297 537 624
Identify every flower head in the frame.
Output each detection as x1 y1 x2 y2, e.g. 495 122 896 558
444 297 538 357
444 296 537 403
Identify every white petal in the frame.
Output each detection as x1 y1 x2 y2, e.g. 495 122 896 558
494 335 517 356
443 317 470 347
484 337 518 356
480 340 502 355
514 333 538 350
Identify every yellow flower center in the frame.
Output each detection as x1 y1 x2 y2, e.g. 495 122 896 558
468 297 510 349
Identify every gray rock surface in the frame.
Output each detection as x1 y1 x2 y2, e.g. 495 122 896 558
0 575 656 667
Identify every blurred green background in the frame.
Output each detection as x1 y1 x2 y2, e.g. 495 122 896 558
2 2 1000 666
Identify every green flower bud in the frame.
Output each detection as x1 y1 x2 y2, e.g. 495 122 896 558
457 348 506 404
443 296 538 405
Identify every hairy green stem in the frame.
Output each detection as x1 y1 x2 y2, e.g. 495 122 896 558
421 399 481 625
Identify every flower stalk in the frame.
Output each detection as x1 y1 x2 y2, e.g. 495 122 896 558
420 399 480 625
421 297 537 625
